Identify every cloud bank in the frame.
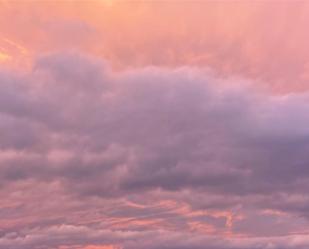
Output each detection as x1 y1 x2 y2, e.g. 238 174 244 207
1 53 309 248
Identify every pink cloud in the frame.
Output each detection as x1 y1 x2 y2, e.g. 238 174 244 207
0 2 309 248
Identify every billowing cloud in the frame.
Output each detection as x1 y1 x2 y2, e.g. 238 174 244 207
1 52 309 248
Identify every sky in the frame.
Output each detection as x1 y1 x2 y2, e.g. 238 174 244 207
1 1 309 249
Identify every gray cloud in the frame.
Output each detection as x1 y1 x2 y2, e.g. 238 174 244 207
1 53 309 248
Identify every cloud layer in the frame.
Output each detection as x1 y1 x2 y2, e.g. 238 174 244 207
1 52 309 248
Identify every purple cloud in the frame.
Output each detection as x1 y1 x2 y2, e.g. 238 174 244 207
1 53 309 248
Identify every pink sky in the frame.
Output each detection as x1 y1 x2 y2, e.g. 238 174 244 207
1 1 309 249
2 1 309 91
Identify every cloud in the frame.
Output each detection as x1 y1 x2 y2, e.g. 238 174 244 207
1 52 309 248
